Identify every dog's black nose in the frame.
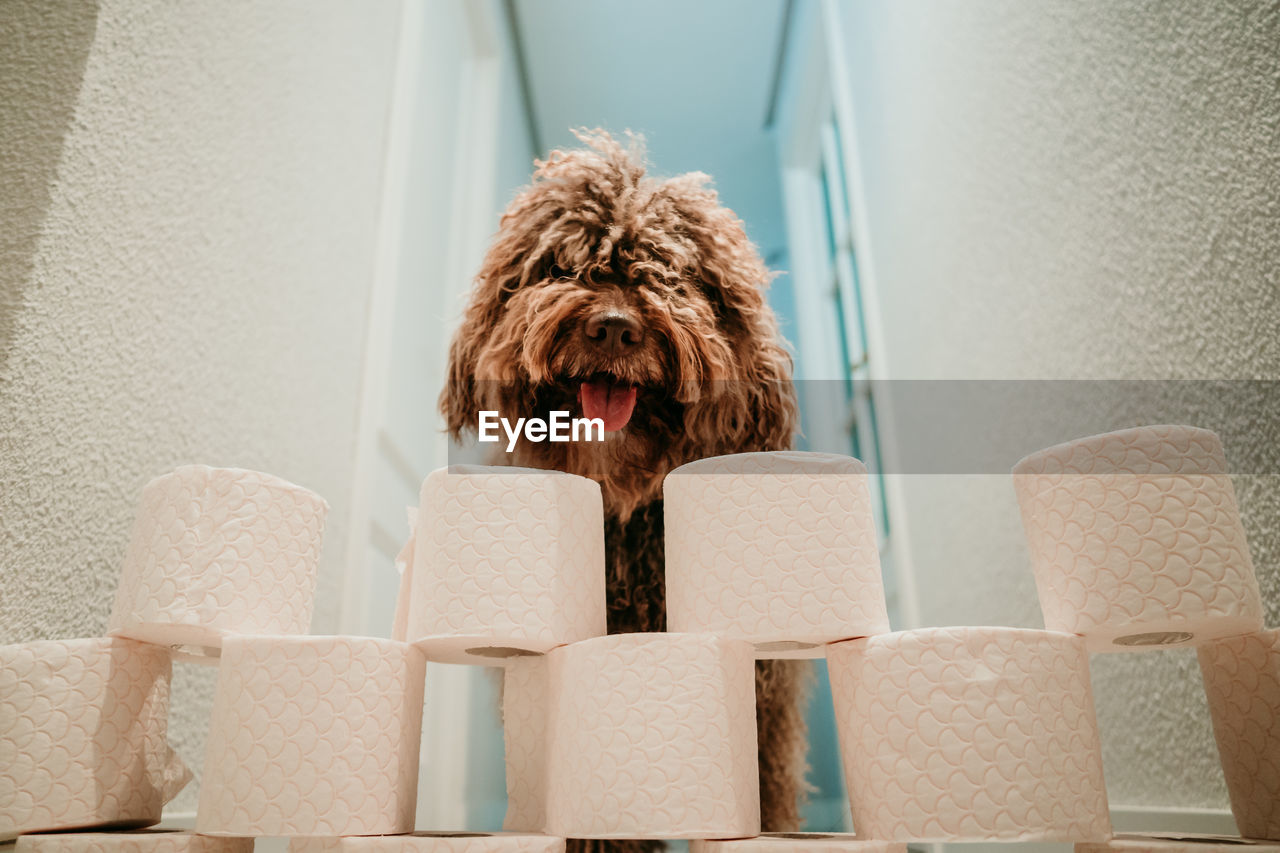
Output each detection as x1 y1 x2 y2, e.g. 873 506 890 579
583 310 644 354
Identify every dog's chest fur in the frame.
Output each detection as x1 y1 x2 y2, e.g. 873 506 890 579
603 500 667 634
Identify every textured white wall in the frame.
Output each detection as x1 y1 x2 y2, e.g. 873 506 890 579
0 0 402 813
835 0 1279 812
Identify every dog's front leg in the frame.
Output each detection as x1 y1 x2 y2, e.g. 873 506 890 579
566 840 665 853
755 658 815 831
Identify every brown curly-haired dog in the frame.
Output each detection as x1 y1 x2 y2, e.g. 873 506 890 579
440 129 811 853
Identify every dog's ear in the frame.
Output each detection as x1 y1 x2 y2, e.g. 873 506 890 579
679 328 799 454
732 333 799 453
659 174 800 453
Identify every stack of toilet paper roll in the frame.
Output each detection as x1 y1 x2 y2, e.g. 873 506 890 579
4 464 331 841
498 451 894 839
2 465 437 847
9 429 1278 849
456 460 765 840
102 466 431 839
103 461 597 846
661 450 1112 843
1014 425 1278 842
502 448 1114 844
126 470 435 839
381 465 599 844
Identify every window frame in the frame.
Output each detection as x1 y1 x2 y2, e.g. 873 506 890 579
776 0 923 631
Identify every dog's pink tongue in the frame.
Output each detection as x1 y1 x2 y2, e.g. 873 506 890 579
579 380 637 432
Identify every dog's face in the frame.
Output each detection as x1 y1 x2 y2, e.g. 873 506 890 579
441 130 797 519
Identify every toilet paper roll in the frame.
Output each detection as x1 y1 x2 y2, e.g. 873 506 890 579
108 466 328 660
503 656 549 832
1077 835 1280 852
289 834 565 853
827 627 1111 842
691 835 906 853
664 452 888 658
1198 629 1280 840
15 831 253 853
400 466 605 664
195 635 425 837
1013 426 1262 651
1 638 189 840
546 633 759 839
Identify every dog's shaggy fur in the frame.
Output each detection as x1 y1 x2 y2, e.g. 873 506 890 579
440 130 811 852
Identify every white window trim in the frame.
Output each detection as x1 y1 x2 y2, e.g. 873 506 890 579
779 0 923 631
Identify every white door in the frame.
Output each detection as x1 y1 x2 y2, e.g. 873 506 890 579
340 0 507 830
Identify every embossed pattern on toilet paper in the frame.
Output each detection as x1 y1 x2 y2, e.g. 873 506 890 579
16 832 254 853
289 834 565 853
691 834 906 852
1198 630 1280 840
503 657 549 831
196 636 425 836
109 466 328 648
1013 426 1261 649
1078 834 1280 852
665 452 888 655
1 638 181 840
406 466 605 662
827 628 1111 842
546 633 759 839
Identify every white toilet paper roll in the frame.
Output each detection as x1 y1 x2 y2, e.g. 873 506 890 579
399 466 605 664
691 835 906 853
827 627 1111 842
108 466 328 660
1 638 189 841
289 834 565 853
664 452 888 657
1013 426 1262 651
545 633 759 839
1078 835 1280 852
15 831 253 853
503 656 549 832
1198 629 1280 840
195 636 425 837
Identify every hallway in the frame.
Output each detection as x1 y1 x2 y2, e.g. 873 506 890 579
2 0 1278 847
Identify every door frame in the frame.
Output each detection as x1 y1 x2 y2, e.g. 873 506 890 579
777 0 922 631
340 0 505 829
